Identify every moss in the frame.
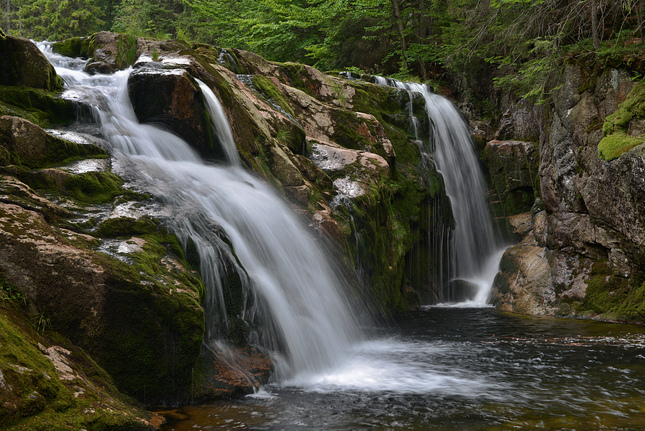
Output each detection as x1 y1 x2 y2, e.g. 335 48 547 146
89 231 205 404
94 216 160 238
61 172 125 204
598 132 645 161
0 298 155 430
251 75 295 117
52 37 84 58
582 261 645 322
0 87 77 128
599 83 645 161
115 34 138 69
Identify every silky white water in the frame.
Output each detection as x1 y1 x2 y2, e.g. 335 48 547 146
41 46 361 379
40 45 498 398
377 77 505 304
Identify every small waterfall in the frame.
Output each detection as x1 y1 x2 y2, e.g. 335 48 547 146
377 78 502 304
44 50 362 378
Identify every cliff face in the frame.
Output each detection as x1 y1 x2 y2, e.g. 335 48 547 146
485 63 645 323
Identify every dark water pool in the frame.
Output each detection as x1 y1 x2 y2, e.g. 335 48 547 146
160 307 645 430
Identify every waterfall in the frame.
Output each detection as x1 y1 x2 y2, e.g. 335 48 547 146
43 49 361 378
377 78 503 304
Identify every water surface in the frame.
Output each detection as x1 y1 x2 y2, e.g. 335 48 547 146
160 307 645 430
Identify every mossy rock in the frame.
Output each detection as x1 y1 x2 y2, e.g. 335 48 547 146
251 75 296 118
52 37 84 58
0 35 62 91
582 261 645 322
91 235 205 404
0 288 158 430
599 83 645 161
0 87 77 128
0 116 107 170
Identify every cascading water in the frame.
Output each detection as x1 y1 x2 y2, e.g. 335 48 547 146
377 77 504 304
40 45 361 379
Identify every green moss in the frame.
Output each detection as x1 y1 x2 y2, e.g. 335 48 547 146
599 83 645 161
94 216 160 238
52 37 84 58
0 299 154 430
251 75 295 118
62 172 125 204
582 262 645 322
89 231 205 403
115 34 138 69
598 132 645 161
0 87 76 127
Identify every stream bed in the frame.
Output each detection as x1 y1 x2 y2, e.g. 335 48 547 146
159 307 645 430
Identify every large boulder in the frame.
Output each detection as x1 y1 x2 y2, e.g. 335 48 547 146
0 116 106 169
127 64 220 160
0 200 205 404
0 34 61 90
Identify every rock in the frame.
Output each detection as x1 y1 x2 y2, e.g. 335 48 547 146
490 234 556 315
0 201 205 404
484 139 539 215
0 35 61 90
448 279 478 302
127 64 220 160
0 116 107 169
0 300 158 429
492 63 645 322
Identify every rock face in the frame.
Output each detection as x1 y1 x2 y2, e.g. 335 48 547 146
484 139 539 216
0 34 61 90
487 63 645 322
0 114 209 417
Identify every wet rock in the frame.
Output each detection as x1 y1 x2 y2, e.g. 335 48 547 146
127 64 220 160
0 116 106 169
448 279 478 302
490 233 555 315
0 200 205 404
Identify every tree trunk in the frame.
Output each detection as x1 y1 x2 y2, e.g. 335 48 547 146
390 0 408 70
591 0 600 49
6 0 9 32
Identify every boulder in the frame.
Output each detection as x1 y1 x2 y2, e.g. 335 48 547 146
127 64 220 160
0 200 205 404
0 115 106 169
0 35 61 90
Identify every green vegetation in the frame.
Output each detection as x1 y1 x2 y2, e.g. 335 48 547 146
6 0 645 102
598 82 645 161
583 262 645 322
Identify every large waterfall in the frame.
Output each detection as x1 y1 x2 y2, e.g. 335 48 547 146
377 78 503 304
42 46 361 379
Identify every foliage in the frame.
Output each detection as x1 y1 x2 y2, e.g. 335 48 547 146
5 0 645 103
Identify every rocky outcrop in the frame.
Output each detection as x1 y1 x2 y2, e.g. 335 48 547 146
488 63 645 323
0 114 213 420
97 34 449 314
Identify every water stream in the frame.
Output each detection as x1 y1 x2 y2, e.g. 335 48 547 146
160 308 645 430
40 45 361 379
376 77 505 304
